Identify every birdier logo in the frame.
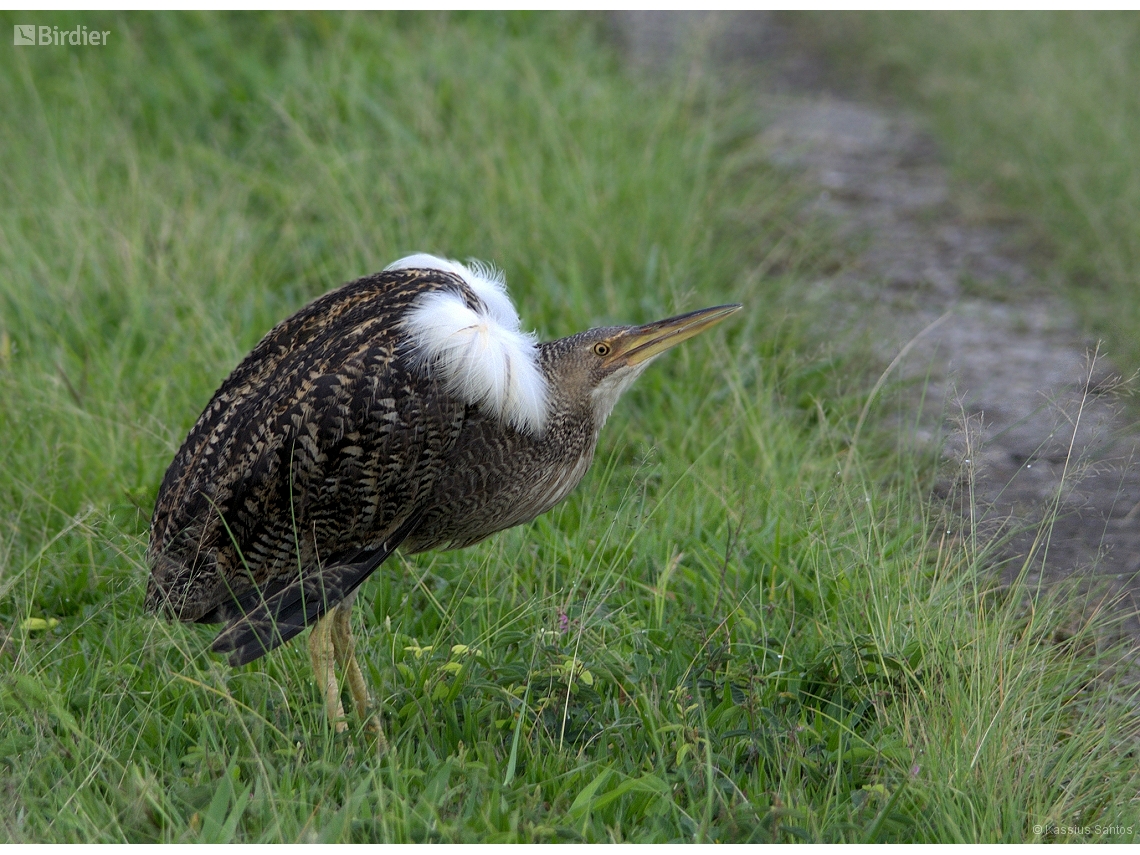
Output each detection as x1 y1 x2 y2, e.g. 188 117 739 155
14 24 110 46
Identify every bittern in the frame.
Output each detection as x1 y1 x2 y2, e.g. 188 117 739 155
146 254 740 743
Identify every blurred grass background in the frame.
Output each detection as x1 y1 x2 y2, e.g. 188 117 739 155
0 11 1137 842
807 11 1140 378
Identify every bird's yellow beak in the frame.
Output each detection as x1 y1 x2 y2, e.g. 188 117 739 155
611 304 742 367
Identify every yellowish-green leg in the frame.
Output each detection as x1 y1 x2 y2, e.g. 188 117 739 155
308 611 347 733
330 596 388 750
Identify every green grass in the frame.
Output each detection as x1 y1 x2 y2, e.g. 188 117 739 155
805 11 1140 377
1 11 1138 842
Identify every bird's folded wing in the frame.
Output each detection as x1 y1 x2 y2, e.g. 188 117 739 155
210 511 422 666
148 270 468 624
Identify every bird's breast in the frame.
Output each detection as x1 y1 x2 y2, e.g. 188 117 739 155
402 412 597 553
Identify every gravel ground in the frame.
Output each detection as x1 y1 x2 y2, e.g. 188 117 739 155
616 11 1140 641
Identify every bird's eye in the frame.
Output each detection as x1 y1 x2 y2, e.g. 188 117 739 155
593 342 611 357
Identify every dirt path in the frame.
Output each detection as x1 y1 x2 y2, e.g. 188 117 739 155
617 12 1140 640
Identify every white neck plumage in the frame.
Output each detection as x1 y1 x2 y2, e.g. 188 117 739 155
391 254 550 437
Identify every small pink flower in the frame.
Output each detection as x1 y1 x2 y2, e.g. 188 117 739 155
558 612 569 634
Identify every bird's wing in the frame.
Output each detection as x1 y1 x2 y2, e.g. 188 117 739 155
209 510 423 666
147 269 468 632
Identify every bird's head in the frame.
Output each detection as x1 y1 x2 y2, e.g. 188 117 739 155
541 304 742 428
392 253 741 439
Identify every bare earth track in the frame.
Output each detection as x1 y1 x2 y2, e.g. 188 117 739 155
618 12 1140 641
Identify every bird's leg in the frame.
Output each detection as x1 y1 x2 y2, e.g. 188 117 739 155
329 594 388 750
308 611 347 733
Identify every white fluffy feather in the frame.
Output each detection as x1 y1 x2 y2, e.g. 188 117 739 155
386 254 519 330
392 254 548 436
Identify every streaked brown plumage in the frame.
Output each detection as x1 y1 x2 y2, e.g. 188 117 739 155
147 255 739 738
